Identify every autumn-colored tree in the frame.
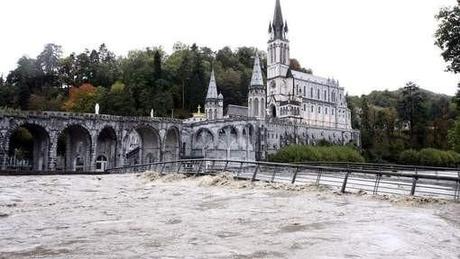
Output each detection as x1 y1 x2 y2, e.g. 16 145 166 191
63 83 99 113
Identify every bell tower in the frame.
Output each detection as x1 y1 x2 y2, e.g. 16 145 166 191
267 0 290 80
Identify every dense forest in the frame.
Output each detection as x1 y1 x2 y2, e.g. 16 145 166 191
1 2 459 166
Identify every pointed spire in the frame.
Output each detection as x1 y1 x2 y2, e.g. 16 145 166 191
273 0 284 27
272 0 286 40
206 69 218 99
250 52 264 87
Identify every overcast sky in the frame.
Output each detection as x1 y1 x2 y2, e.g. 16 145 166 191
0 0 458 96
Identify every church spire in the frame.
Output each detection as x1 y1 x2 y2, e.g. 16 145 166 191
272 0 286 40
205 69 218 99
250 52 264 87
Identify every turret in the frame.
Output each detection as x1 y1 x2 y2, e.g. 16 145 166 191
248 52 266 119
205 69 223 120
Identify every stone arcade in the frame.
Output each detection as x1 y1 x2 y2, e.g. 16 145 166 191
0 0 359 171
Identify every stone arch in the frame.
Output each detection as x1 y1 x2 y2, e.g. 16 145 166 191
163 126 180 161
218 125 238 159
6 123 50 171
194 128 215 158
56 124 92 171
96 126 117 170
135 125 161 164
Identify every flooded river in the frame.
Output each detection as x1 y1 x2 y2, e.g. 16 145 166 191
0 173 459 258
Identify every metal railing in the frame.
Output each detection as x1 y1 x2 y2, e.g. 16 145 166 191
107 159 460 200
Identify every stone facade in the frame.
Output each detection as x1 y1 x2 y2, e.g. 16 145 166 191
0 0 359 172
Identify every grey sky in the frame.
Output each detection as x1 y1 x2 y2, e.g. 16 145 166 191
0 0 458 96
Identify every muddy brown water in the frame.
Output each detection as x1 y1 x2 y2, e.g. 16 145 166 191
0 173 459 258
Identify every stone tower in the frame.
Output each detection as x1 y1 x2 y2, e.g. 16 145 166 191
205 69 224 120
266 0 291 119
248 52 266 119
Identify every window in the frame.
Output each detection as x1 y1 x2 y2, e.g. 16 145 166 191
318 107 321 113
325 108 328 114
324 90 327 100
310 88 313 98
311 105 314 113
304 86 306 97
317 89 320 99
332 109 335 115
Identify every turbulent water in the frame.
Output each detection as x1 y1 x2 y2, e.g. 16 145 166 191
0 173 459 258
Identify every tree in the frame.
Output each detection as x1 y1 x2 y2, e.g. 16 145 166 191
63 83 100 113
360 96 373 150
435 3 460 74
154 50 162 80
397 82 427 148
37 43 62 75
289 58 312 74
100 81 136 116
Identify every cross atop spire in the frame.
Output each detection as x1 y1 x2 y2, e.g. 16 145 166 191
206 69 218 99
250 52 264 87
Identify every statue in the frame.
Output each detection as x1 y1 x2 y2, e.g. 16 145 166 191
197 105 201 114
150 109 154 118
95 103 100 115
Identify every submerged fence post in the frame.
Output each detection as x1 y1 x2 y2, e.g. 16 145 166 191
222 160 229 173
341 170 350 193
373 173 382 195
176 161 182 174
410 177 418 196
159 163 166 175
291 167 299 184
316 168 322 185
251 164 260 182
237 162 243 177
271 168 277 183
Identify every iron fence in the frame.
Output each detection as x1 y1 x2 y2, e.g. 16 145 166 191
107 159 460 200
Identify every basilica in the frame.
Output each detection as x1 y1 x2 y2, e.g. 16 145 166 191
185 0 358 161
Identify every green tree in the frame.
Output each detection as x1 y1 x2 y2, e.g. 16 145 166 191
397 82 427 148
435 3 460 74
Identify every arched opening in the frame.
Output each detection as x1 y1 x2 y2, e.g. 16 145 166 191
260 98 265 118
96 127 117 170
7 124 49 171
164 127 180 161
95 155 108 172
135 126 161 164
218 126 238 159
254 98 259 118
248 98 252 117
195 128 214 158
56 125 92 171
243 124 255 160
271 105 277 118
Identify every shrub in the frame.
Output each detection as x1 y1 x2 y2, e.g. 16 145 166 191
399 148 460 167
269 145 364 163
399 149 419 165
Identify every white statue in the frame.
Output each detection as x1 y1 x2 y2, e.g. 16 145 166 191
150 109 154 118
95 103 100 115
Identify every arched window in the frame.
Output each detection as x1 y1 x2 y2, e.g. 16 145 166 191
310 88 314 98
254 98 259 117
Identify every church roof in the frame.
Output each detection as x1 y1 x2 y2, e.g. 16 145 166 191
291 70 341 88
250 52 264 87
206 69 219 99
226 105 248 118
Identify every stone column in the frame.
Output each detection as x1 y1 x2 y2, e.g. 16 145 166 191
48 131 58 171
